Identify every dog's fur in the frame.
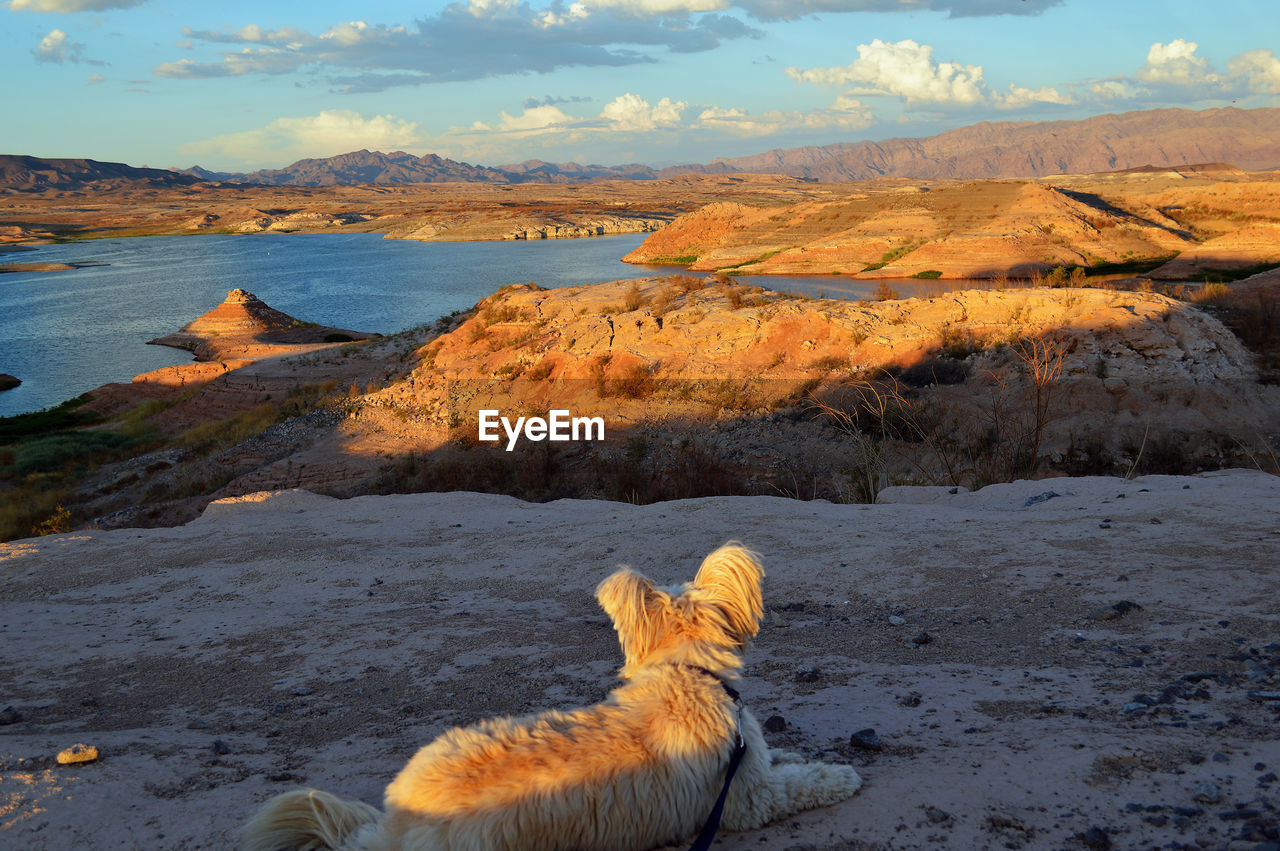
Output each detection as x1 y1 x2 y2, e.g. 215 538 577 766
240 543 861 850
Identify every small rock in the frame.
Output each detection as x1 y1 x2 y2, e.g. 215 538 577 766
1213 752 1230 763
899 693 922 707
1172 805 1204 817
1150 517 1163 525
1193 782 1222 804
912 631 932 645
1078 825 1112 849
849 728 882 751
0 706 22 725
1122 702 1148 714
1091 600 1144 621
290 687 315 696
1258 772 1277 785
55 744 99 765
763 715 787 733
186 719 209 729
888 615 906 626
212 739 231 755
925 807 951 824
794 669 821 683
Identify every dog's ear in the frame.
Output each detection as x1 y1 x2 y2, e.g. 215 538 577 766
595 567 661 669
694 543 764 642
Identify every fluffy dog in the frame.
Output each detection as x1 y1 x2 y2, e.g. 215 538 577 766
240 543 861 850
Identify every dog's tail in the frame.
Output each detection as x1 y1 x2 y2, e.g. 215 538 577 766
239 788 381 851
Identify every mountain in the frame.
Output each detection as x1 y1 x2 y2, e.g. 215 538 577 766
675 106 1280 181
9 107 1280 193
195 149 512 186
0 154 205 192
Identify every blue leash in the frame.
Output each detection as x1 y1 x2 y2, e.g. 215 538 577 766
687 679 747 851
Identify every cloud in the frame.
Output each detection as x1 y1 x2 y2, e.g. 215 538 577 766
86 72 105 83
9 0 143 10
32 28 83 63
696 94 871 136
179 110 423 167
787 39 987 106
1227 49 1280 95
156 7 761 90
734 0 1062 21
1137 39 1218 86
1090 79 1148 101
601 92 686 130
523 94 594 109
995 83 1074 109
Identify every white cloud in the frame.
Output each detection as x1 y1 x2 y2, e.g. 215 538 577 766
601 93 686 130
1228 49 1280 94
1090 79 1147 101
179 110 422 167
497 105 576 132
9 0 142 10
696 95 871 137
995 83 1074 109
1137 39 1218 86
86 72 105 83
32 28 83 63
788 39 987 106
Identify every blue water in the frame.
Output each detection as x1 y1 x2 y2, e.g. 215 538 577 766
0 232 930 417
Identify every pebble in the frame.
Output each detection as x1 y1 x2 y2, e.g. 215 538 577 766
912 631 932 645
1091 600 1143 621
763 715 787 733
1193 782 1222 804
0 706 22 725
925 807 951 824
888 615 906 626
212 739 231 755
55 744 99 765
794 669 822 683
849 728 882 751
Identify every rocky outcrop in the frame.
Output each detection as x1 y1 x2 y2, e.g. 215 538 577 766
148 289 375 360
503 216 668 240
625 182 1202 278
0 373 19 392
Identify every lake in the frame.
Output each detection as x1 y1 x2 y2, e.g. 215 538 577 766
0 232 931 417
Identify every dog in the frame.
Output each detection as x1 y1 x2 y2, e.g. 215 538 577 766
240 543 861 850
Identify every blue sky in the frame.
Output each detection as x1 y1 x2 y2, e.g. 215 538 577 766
4 0 1278 171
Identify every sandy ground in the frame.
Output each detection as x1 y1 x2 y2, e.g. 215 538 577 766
1 470 1278 850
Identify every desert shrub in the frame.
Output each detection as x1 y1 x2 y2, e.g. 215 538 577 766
13 430 146 476
674 274 705 293
1189 282 1233 307
871 282 900 301
524 359 555 381
0 396 98 444
911 270 943 280
623 282 647 312
0 484 73 542
809 355 848 373
893 357 969 387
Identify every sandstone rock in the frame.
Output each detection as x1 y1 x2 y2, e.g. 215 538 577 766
55 744 99 765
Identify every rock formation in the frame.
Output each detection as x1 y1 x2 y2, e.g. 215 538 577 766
148 289 375 361
0 373 20 392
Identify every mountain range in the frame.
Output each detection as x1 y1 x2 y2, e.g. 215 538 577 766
4 106 1279 192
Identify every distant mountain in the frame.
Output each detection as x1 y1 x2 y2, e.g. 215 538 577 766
188 150 511 187
9 107 1280 193
672 106 1280 181
0 154 205 192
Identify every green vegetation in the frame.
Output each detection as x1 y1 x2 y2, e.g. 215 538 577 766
862 242 920 272
0 395 99 444
651 254 699 265
1085 254 1176 275
911 270 943 279
1188 261 1280 283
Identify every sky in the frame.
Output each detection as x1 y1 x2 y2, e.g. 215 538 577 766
3 0 1279 172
